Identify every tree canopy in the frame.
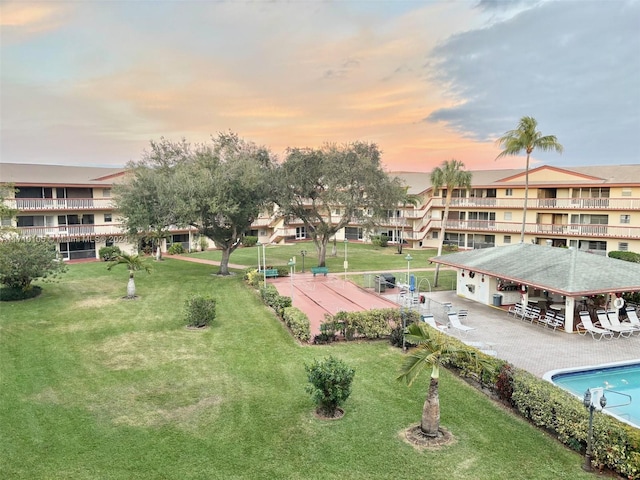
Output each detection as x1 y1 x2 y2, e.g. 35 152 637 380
496 116 563 243
274 142 404 266
0 240 67 292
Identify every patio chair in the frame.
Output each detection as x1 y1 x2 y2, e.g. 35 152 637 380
626 308 640 328
577 311 614 340
539 310 563 330
508 302 524 319
458 309 468 321
523 305 541 324
607 309 640 336
447 311 475 335
421 314 448 332
596 310 633 338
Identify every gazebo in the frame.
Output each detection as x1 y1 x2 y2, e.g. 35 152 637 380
430 243 640 333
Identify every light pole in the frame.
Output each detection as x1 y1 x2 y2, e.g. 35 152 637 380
403 253 413 353
288 258 296 302
300 250 307 273
256 241 262 271
405 253 413 291
343 238 349 282
261 242 267 287
583 388 607 472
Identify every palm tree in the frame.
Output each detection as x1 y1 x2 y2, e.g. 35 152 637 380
397 188 420 255
397 323 466 437
107 252 152 299
495 116 563 243
430 159 472 286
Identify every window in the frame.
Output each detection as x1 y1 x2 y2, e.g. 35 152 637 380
620 215 631 224
295 226 306 239
432 231 438 239
504 235 511 244
505 188 513 196
104 213 112 222
619 242 629 251
504 212 512 221
621 189 632 197
103 189 111 197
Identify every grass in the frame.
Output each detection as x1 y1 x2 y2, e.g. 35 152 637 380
0 259 594 479
186 241 459 291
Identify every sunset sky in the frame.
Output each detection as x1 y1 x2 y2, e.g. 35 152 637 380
1 0 639 173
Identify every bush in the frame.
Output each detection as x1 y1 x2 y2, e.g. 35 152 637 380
99 246 122 261
314 318 337 344
305 356 355 416
609 250 640 263
0 285 42 302
283 306 311 342
184 296 216 328
370 234 389 248
243 236 258 247
168 243 185 255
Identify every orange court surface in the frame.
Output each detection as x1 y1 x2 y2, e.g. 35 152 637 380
269 273 399 337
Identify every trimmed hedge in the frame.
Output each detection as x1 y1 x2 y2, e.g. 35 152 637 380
283 306 311 342
324 308 420 341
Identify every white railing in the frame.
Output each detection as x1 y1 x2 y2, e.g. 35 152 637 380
6 198 114 211
432 197 640 210
17 224 127 240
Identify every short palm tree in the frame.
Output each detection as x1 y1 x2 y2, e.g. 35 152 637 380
430 159 472 286
397 323 466 437
496 116 563 243
107 252 152 299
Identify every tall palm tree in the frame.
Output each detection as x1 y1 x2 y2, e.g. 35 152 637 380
496 116 563 243
431 159 472 286
397 323 466 437
107 252 152 299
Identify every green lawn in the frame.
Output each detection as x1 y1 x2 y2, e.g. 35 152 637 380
187 241 459 291
0 259 594 479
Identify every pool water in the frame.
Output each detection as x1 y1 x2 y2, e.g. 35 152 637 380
546 361 640 428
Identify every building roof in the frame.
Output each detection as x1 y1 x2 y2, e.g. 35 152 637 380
392 164 640 192
0 163 125 187
431 243 640 297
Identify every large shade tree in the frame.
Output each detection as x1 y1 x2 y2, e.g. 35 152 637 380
430 159 472 287
114 138 190 260
496 116 563 243
172 132 275 275
274 142 404 267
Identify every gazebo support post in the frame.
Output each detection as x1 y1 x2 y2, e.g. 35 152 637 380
564 297 576 333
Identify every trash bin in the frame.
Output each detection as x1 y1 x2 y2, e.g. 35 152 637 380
375 275 386 293
493 294 502 307
380 273 396 288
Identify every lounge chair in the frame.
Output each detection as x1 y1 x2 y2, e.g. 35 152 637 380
539 310 563 330
447 311 475 335
577 311 614 340
596 310 633 338
626 308 640 328
607 309 640 336
421 314 448 332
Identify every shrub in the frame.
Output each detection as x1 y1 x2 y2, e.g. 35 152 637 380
314 319 337 344
99 246 122 261
283 306 311 342
184 296 216 328
0 285 42 302
305 356 355 417
0 240 67 291
609 250 640 263
370 234 389 248
245 268 261 287
168 243 185 255
243 236 258 247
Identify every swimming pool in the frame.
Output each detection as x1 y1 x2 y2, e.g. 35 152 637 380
544 360 640 429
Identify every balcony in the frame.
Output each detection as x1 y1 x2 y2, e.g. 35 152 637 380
432 197 640 210
16 224 127 240
6 198 115 211
432 220 640 239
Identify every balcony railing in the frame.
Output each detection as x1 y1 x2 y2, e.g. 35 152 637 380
432 197 640 210
6 198 114 211
16 224 126 240
432 220 640 239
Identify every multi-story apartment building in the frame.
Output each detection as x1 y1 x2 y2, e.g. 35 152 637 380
0 163 195 260
3 163 640 259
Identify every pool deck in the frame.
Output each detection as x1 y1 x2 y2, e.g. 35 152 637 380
393 290 640 378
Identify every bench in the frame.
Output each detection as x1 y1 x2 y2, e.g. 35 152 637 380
260 268 279 278
311 266 329 277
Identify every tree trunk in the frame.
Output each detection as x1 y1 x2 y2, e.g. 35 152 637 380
420 377 441 437
520 154 530 243
317 238 328 267
127 274 136 298
331 237 337 257
434 190 453 287
218 247 231 275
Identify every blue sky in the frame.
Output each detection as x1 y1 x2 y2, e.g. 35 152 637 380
1 0 638 172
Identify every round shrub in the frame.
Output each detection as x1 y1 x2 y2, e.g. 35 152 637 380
168 243 185 255
305 356 355 417
0 286 42 302
184 296 216 328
